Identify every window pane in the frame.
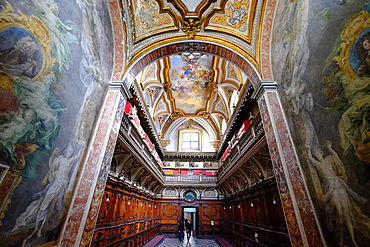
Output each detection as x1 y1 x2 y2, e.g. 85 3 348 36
182 133 191 141
190 132 198 140
182 131 199 150
183 141 191 149
191 142 198 149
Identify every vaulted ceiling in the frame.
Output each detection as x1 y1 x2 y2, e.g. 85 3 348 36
112 0 273 196
134 55 249 151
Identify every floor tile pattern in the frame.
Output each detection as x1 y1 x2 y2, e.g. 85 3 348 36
155 237 222 247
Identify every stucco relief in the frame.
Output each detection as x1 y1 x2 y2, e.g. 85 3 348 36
205 0 262 45
210 0 251 32
131 0 176 41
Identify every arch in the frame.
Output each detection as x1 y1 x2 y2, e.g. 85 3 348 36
179 187 200 199
163 186 179 197
201 187 218 198
164 117 216 140
121 41 262 91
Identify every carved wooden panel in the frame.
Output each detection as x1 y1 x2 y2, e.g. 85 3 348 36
221 179 290 246
92 179 158 246
161 203 178 218
201 204 219 219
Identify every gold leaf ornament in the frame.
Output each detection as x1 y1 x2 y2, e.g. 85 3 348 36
334 10 370 80
0 1 55 81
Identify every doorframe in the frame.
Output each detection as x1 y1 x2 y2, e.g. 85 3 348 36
182 206 198 237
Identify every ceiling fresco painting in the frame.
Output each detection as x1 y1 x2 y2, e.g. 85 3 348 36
130 0 177 42
3 0 370 246
122 0 264 63
169 54 214 113
133 52 251 156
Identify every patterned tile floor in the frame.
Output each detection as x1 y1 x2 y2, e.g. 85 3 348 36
154 236 222 247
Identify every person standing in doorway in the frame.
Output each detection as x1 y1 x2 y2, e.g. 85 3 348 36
185 219 193 241
177 220 185 242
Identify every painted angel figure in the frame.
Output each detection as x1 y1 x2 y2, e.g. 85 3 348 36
306 141 370 247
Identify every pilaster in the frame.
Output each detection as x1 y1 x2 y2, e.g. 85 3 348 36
254 82 325 247
59 87 125 246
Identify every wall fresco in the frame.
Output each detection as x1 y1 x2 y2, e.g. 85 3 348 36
271 1 370 246
0 0 113 246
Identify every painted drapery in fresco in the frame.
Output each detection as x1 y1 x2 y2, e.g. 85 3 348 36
273 1 370 246
0 1 81 246
315 4 370 247
327 8 370 185
0 2 63 179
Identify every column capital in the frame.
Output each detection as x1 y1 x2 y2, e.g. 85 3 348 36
109 80 132 100
251 80 277 100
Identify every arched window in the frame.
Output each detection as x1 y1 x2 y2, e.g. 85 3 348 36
230 90 239 109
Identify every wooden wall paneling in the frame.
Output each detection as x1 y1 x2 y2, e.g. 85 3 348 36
200 203 219 235
111 192 118 222
249 196 257 224
157 200 180 233
120 194 127 221
263 192 271 226
98 193 111 224
255 196 263 226
92 179 160 247
93 178 289 246
221 179 291 247
242 199 248 224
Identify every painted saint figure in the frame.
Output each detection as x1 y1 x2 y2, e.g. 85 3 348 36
0 36 39 78
355 32 370 77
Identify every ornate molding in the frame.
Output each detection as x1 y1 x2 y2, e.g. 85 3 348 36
181 17 203 39
164 152 217 161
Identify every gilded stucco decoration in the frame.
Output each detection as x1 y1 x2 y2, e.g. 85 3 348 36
206 0 258 44
226 63 238 79
130 0 177 42
144 62 157 80
211 0 250 30
133 47 251 154
333 10 370 81
0 2 54 82
181 18 203 39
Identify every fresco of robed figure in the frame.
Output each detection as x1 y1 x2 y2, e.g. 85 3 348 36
0 27 43 78
0 27 43 117
0 25 64 180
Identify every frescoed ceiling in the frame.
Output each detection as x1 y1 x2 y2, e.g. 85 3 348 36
123 0 265 68
134 53 249 151
115 0 272 193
